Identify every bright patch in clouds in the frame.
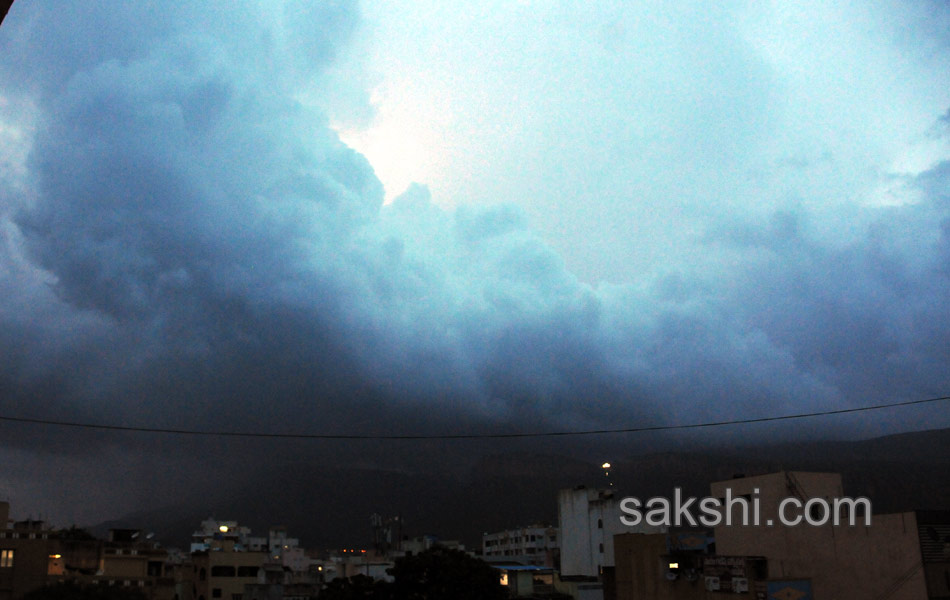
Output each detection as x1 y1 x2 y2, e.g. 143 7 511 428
334 77 454 203
344 0 950 282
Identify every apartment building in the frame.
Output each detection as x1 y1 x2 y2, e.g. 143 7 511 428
482 525 557 566
612 472 950 599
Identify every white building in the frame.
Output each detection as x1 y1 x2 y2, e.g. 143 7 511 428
557 486 662 578
267 526 310 571
482 525 558 566
190 519 318 575
190 517 261 552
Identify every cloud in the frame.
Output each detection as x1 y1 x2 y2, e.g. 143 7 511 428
1 0 950 524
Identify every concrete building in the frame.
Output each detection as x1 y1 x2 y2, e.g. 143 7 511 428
612 472 950 599
614 532 709 600
191 539 267 600
0 502 180 600
93 528 177 598
558 487 622 578
191 519 263 554
711 471 947 599
482 525 557 566
558 486 665 600
0 502 55 600
398 535 466 557
559 486 665 582
188 519 326 600
493 565 555 597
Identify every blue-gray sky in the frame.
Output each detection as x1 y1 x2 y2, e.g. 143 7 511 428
1 1 950 524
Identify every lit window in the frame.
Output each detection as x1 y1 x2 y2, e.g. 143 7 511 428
1 549 13 567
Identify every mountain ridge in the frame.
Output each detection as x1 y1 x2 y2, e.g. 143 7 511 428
93 427 950 549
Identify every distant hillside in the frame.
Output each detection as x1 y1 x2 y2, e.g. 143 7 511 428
95 428 950 550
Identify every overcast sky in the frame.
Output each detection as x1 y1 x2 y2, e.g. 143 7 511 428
1 1 950 525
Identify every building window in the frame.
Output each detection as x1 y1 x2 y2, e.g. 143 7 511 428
599 543 604 554
212 589 222 598
1 549 13 568
597 519 603 529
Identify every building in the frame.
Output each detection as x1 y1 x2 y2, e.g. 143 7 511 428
558 486 663 577
559 487 620 578
558 486 665 600
191 539 267 600
0 502 180 600
494 565 555 597
614 531 712 600
188 518 327 600
612 472 950 599
711 471 947 599
398 535 467 557
0 502 56 600
191 519 264 554
482 525 557 567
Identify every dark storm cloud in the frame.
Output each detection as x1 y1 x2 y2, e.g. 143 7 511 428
1 0 950 521
707 169 950 416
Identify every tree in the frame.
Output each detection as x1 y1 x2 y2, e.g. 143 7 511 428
387 546 508 600
321 574 392 600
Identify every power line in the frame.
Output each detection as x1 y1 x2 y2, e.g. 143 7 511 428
0 395 946 440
